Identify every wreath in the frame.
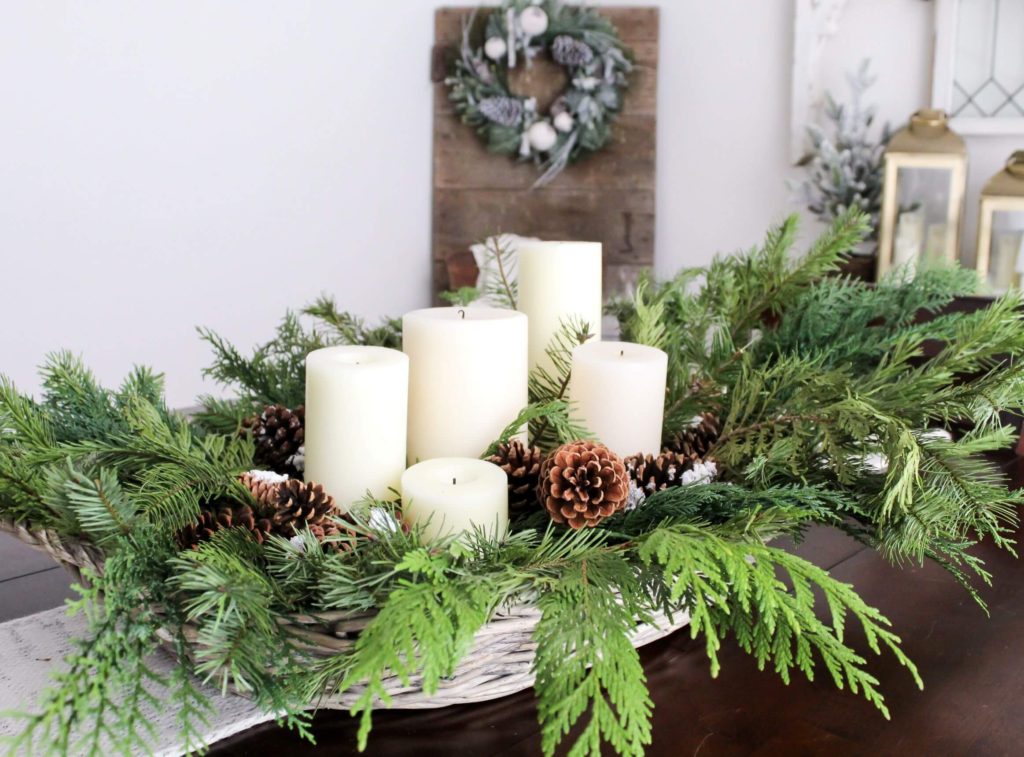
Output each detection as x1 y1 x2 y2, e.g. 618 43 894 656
446 0 633 187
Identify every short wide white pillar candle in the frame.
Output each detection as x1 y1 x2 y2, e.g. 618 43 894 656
569 341 668 458
304 346 409 511
403 306 528 464
517 241 603 376
401 458 509 542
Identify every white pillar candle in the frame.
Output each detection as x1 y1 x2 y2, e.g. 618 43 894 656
517 241 603 376
403 306 527 464
401 458 508 542
569 341 668 458
304 346 409 511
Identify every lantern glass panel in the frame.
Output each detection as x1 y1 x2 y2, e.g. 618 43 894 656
985 209 1024 293
892 166 957 269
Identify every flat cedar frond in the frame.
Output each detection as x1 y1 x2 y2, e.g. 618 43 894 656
638 524 921 716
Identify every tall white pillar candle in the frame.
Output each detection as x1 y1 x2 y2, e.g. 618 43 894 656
401 458 508 542
517 241 603 376
569 341 667 458
304 346 409 511
403 306 528 463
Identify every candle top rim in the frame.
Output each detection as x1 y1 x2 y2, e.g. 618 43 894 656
403 306 527 323
306 344 408 368
517 240 602 254
403 457 507 483
574 341 668 361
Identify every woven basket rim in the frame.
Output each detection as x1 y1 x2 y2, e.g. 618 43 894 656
0 516 691 709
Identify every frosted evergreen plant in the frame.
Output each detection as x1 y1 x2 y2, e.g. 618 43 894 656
795 60 891 241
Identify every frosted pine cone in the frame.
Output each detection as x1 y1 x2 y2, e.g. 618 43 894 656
625 451 698 494
539 440 629 529
479 96 524 127
550 35 594 67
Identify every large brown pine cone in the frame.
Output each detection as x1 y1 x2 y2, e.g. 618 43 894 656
667 413 721 459
539 440 629 529
488 439 544 512
177 500 273 550
624 451 699 494
243 404 305 475
272 479 336 536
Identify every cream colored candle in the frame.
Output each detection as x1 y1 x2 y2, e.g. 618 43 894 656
569 341 667 457
304 346 408 511
401 458 508 542
403 306 527 464
517 241 602 376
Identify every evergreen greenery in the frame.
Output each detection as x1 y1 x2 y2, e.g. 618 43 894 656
1 209 1020 756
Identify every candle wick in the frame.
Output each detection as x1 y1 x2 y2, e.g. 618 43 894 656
619 349 624 357
458 309 466 320
452 477 457 485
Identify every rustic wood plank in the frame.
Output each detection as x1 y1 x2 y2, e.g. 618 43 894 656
434 7 660 43
433 188 654 266
433 114 655 191
431 6 658 301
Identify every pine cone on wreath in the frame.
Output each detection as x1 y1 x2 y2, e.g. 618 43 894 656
272 479 337 536
539 440 629 529
624 451 699 494
667 412 721 459
177 500 273 550
550 35 594 67
243 404 305 475
488 439 544 512
479 96 524 127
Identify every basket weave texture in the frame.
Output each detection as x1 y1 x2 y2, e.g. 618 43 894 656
0 519 691 709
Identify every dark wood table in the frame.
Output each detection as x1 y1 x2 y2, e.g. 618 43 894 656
213 452 1024 756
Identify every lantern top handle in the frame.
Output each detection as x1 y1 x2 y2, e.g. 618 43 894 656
1008 151 1024 179
909 109 950 137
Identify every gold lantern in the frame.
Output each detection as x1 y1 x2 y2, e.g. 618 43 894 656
975 152 1024 295
877 110 967 279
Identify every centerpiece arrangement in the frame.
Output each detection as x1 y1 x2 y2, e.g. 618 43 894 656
3 210 1022 757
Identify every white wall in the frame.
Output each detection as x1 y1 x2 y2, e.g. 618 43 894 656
1 1 1018 407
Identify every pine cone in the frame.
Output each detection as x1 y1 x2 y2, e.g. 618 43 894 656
240 470 290 508
667 413 721 459
539 440 629 529
309 517 358 553
272 479 337 536
488 439 544 512
243 404 305 475
479 96 524 127
624 451 699 494
550 35 594 67
177 500 273 550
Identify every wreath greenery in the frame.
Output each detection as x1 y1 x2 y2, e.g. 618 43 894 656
2 210 1023 756
446 0 633 186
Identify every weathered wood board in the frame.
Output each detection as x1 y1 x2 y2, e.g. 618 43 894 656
431 7 659 302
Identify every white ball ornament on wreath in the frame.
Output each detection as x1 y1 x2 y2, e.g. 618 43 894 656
527 120 558 152
518 6 549 36
553 111 575 133
484 36 507 61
